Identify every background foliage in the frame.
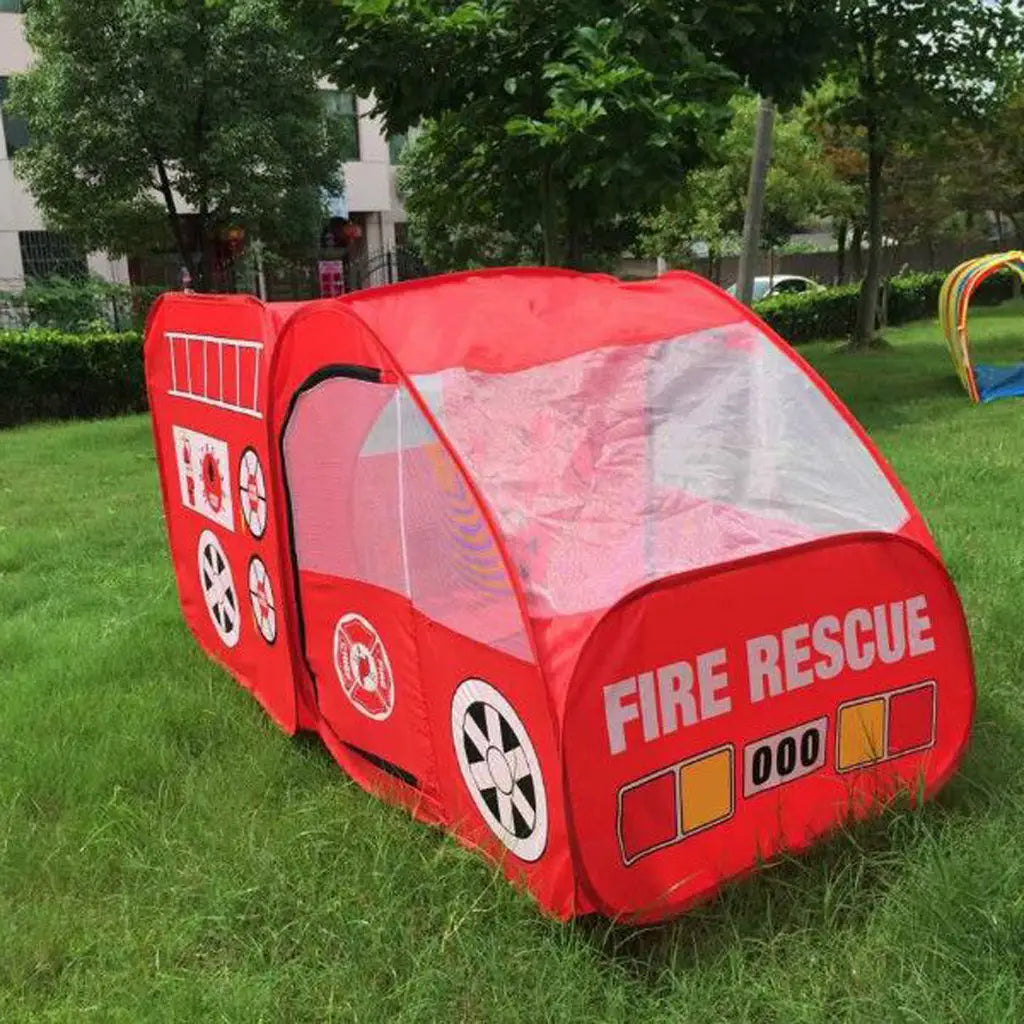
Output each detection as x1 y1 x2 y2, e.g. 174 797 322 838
9 0 350 291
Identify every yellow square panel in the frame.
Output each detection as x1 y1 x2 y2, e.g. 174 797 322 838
838 698 886 771
679 748 733 834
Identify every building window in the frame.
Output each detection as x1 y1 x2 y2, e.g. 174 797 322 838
388 133 407 165
321 90 360 162
0 1 25 12
0 77 30 157
19 231 88 281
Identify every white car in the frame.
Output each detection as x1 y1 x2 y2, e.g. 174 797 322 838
726 275 823 302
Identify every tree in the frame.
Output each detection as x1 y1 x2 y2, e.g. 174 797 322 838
825 0 1023 348
804 77 867 283
639 94 849 276
9 0 351 290
949 83 1024 247
396 111 644 272
883 137 963 268
298 0 842 268
397 114 545 270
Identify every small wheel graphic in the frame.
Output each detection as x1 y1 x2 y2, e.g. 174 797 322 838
248 556 277 644
333 613 395 721
197 530 240 648
451 678 547 862
238 447 267 539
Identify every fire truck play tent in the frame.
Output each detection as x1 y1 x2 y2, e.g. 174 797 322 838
145 268 975 922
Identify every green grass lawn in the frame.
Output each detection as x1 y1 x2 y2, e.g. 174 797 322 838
3 306 1024 1022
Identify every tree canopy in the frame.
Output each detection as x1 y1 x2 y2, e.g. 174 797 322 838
10 0 351 289
821 0 1024 345
639 94 850 272
298 0 843 267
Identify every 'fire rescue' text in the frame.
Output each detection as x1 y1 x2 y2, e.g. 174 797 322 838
603 595 936 756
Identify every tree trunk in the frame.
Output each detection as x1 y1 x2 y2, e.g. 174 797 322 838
152 152 196 287
736 95 776 306
851 223 864 280
1010 212 1024 250
852 131 885 349
565 190 584 269
193 196 213 293
835 219 848 284
540 162 560 266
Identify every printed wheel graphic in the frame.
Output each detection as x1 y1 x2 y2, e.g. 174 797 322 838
197 530 240 648
333 613 395 720
238 448 267 539
451 678 547 862
248 557 277 644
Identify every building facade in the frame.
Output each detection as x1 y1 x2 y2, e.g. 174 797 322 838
0 5 406 292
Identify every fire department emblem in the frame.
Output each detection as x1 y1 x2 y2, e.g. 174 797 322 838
333 613 395 720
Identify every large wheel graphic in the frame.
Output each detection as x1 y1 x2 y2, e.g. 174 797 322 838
238 447 267 539
248 556 277 644
451 678 547 862
333 613 395 721
197 530 240 648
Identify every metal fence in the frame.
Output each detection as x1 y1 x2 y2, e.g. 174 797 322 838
345 247 431 292
1 245 433 332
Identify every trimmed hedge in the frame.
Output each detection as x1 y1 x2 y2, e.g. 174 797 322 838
755 269 1020 345
0 268 1019 427
0 329 146 428
756 283 861 345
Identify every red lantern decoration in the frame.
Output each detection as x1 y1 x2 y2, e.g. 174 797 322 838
225 227 246 256
341 221 363 245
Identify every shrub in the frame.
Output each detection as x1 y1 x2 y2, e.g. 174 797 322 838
0 278 164 334
886 272 946 324
20 276 110 332
108 284 165 333
754 268 1022 345
755 285 860 345
0 329 146 428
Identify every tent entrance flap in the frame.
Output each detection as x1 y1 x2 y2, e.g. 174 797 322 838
974 362 1024 402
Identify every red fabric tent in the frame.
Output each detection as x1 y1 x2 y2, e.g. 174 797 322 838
145 268 975 921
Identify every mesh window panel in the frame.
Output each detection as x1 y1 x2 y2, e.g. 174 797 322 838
414 322 909 617
396 390 531 661
283 375 530 660
284 377 408 596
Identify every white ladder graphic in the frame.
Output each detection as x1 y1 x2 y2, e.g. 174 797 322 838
166 332 265 420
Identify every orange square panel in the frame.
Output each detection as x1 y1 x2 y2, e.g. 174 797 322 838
679 746 734 834
837 698 886 771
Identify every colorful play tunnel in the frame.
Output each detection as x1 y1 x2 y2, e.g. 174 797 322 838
940 252 1024 403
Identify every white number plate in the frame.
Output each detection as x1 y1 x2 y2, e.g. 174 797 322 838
743 717 827 798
